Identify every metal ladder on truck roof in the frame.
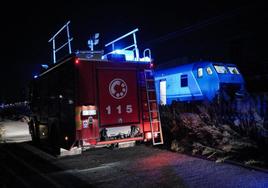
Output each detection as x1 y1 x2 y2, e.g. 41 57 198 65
144 69 164 145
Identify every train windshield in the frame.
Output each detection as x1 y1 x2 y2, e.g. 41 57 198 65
213 65 228 74
227 66 240 74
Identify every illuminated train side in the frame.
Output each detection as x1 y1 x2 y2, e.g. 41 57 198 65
154 61 245 105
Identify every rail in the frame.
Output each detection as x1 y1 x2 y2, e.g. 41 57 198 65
48 21 73 64
104 28 140 61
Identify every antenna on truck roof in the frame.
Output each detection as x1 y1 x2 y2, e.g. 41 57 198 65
88 33 100 51
48 21 73 64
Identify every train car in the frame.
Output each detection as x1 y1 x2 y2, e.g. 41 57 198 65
154 61 245 105
28 25 163 155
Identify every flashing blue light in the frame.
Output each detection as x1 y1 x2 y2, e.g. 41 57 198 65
140 56 151 62
114 49 123 54
112 49 135 61
34 75 38 79
41 64 49 69
103 49 151 62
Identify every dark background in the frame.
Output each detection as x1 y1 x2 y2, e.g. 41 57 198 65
1 1 268 103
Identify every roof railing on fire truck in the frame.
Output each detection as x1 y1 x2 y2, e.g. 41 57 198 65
103 28 151 61
48 21 73 64
48 22 151 63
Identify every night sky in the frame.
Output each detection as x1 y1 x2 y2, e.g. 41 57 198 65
1 1 267 103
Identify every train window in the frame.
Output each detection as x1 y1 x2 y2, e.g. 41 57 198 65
197 68 203 77
227 67 240 74
213 65 228 74
206 67 213 75
181 74 188 87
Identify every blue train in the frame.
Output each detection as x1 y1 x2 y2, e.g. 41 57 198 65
154 61 245 105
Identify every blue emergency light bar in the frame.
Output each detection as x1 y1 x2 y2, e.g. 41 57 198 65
103 28 152 62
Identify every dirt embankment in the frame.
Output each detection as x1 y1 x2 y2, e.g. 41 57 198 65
160 101 268 169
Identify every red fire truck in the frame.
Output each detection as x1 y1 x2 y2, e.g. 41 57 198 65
28 23 163 155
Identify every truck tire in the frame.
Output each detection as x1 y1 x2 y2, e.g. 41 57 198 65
28 118 35 141
29 117 40 145
49 120 60 155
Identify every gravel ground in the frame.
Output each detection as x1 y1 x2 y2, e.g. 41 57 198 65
51 145 268 188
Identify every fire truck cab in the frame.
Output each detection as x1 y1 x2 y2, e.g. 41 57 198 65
28 24 163 155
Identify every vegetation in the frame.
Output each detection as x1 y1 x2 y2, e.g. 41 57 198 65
160 94 268 169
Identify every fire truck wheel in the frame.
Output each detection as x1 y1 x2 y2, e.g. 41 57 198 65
49 120 60 155
30 117 40 145
28 118 35 141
